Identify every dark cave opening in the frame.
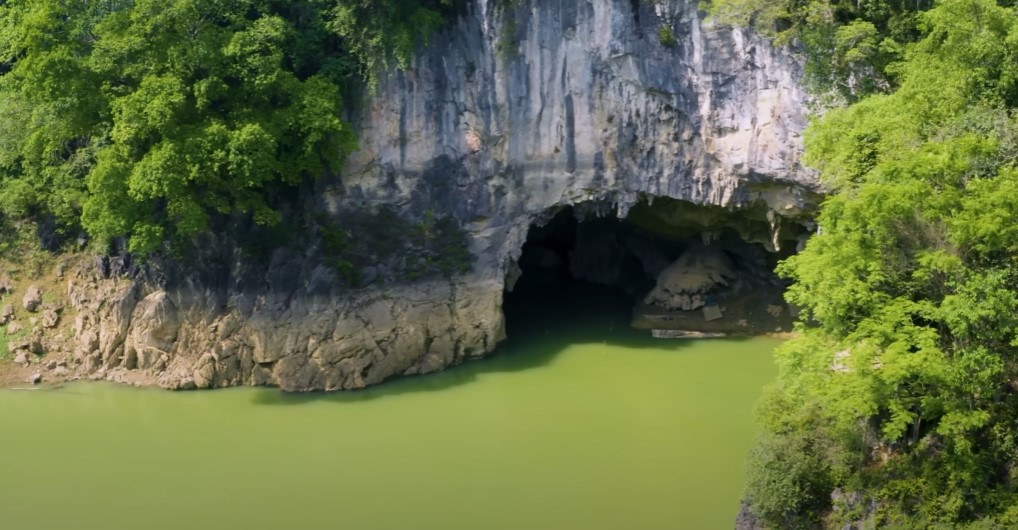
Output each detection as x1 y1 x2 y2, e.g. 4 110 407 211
502 199 808 339
502 206 642 340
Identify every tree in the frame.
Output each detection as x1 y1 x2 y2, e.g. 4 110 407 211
327 0 463 89
705 0 931 101
0 0 460 253
738 0 1018 526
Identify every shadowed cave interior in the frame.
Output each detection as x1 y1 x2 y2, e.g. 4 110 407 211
502 198 808 339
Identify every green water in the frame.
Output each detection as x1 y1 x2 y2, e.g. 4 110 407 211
0 295 778 530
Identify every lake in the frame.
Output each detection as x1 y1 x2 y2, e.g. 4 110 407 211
0 286 778 530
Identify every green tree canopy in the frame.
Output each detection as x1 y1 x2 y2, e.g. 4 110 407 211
0 0 460 253
704 0 1018 101
740 0 1018 527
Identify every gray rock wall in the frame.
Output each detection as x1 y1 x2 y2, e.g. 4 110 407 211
341 0 814 272
47 0 817 391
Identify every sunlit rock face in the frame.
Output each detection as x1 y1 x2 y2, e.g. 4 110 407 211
342 0 816 268
63 0 818 392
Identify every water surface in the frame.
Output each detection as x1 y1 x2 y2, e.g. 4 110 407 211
0 303 777 530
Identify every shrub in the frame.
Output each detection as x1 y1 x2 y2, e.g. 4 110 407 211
658 24 678 47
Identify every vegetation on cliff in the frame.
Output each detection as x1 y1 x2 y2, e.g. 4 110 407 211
0 0 462 255
707 0 1018 527
709 0 1018 103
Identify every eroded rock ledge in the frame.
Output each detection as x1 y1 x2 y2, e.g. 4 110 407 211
2 0 817 391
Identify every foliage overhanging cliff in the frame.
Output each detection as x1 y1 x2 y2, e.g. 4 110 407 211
708 0 1018 527
0 0 463 254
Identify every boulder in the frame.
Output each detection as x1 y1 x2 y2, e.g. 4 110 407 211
192 354 217 389
22 285 42 312
28 329 44 355
25 372 42 385
644 245 736 311
0 276 12 295
702 305 724 321
123 290 179 370
42 309 59 328
0 304 13 324
13 351 30 365
76 329 100 358
96 283 139 366
6 321 21 335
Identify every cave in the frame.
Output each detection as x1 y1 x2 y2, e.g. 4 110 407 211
502 198 809 339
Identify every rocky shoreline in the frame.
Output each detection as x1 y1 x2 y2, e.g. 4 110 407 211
0 254 798 392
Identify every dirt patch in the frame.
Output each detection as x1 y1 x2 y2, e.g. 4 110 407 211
0 358 162 390
0 361 37 388
0 359 80 389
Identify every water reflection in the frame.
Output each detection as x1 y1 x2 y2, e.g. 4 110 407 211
250 281 739 406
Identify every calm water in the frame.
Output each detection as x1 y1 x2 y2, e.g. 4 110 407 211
0 290 778 530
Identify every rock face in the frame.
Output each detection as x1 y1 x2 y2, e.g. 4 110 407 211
644 245 736 310
22 285 41 312
40 0 817 391
41 309 59 328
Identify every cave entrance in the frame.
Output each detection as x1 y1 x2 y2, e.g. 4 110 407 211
503 198 806 340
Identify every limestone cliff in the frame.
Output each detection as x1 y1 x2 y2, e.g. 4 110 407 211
6 0 817 391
